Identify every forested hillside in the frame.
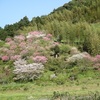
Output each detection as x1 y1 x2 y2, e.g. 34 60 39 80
0 0 100 99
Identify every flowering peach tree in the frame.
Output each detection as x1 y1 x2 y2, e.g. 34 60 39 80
13 59 44 81
0 31 53 64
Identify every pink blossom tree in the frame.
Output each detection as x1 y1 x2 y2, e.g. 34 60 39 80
1 55 9 61
33 56 48 64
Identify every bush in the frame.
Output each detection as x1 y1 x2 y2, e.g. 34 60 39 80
13 59 44 81
59 44 71 54
51 73 67 85
45 58 67 73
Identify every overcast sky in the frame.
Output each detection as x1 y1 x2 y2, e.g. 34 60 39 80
0 0 71 28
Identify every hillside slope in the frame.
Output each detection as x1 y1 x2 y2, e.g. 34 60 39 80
0 1 100 98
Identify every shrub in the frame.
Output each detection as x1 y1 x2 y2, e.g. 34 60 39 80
13 59 44 81
33 56 48 64
1 55 9 61
54 75 66 85
69 47 80 55
59 44 71 54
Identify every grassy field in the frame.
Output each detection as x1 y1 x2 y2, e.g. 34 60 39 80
0 78 100 100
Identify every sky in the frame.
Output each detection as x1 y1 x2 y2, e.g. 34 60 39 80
0 0 71 28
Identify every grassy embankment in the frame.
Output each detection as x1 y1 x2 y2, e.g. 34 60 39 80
0 78 100 99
